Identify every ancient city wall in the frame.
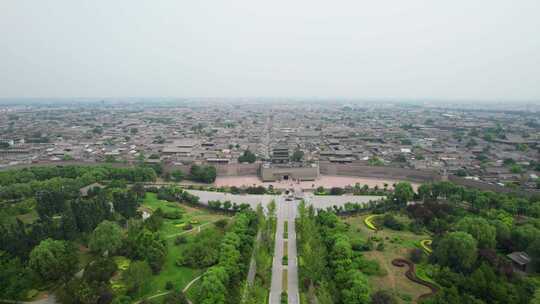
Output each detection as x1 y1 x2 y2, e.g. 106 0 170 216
166 163 259 176
318 161 441 182
1 161 440 183
448 175 536 196
3 161 536 196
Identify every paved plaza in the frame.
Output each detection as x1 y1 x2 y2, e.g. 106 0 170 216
215 175 419 190
186 189 384 211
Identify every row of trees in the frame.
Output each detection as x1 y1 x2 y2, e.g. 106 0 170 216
182 184 281 195
189 165 217 183
297 202 371 303
314 183 394 196
0 165 157 187
0 162 222 202
0 165 156 200
207 200 251 212
192 210 258 304
244 202 277 303
151 185 199 204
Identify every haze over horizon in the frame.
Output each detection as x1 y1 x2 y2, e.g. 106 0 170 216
1 0 539 101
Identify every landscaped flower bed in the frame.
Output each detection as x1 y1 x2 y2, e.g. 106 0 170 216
364 214 380 230
420 239 432 254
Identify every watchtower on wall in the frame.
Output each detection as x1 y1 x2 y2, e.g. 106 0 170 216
271 145 290 164
260 144 319 182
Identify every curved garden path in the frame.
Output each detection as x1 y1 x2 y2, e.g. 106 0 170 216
391 258 439 301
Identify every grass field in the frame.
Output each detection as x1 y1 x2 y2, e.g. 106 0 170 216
343 213 432 303
142 192 227 238
143 237 203 298
133 193 231 301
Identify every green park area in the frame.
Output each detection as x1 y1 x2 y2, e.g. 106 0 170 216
141 192 226 237
0 165 264 304
113 192 231 302
343 213 434 303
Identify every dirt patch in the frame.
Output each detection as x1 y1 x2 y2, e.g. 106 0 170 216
365 250 431 303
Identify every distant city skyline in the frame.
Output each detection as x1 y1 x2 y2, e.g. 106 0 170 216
1 0 540 101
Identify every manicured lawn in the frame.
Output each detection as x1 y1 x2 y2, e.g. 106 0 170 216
134 192 232 301
344 213 428 249
343 213 432 302
16 209 39 224
141 237 203 299
142 193 227 238
415 263 439 288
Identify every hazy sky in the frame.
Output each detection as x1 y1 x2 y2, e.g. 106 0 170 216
1 1 539 101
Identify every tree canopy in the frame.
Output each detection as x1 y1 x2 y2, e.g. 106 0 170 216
89 220 123 255
29 238 78 282
433 231 478 271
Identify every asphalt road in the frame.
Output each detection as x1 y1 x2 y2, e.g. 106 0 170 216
269 196 299 304
287 200 300 304
269 197 285 304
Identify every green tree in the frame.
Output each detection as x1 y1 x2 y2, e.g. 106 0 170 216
456 217 496 249
512 224 540 251
163 290 189 304
89 220 123 255
0 251 34 300
510 164 523 174
36 189 68 218
144 208 164 232
123 260 152 295
132 229 167 273
392 182 414 206
371 290 398 304
112 190 139 218
341 271 370 304
29 239 78 282
59 277 101 304
238 150 256 163
302 241 326 285
178 228 222 268
170 169 184 182
291 149 304 162
433 232 477 271
190 165 217 183
131 182 146 199
83 257 118 283
196 266 229 304
528 238 540 272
